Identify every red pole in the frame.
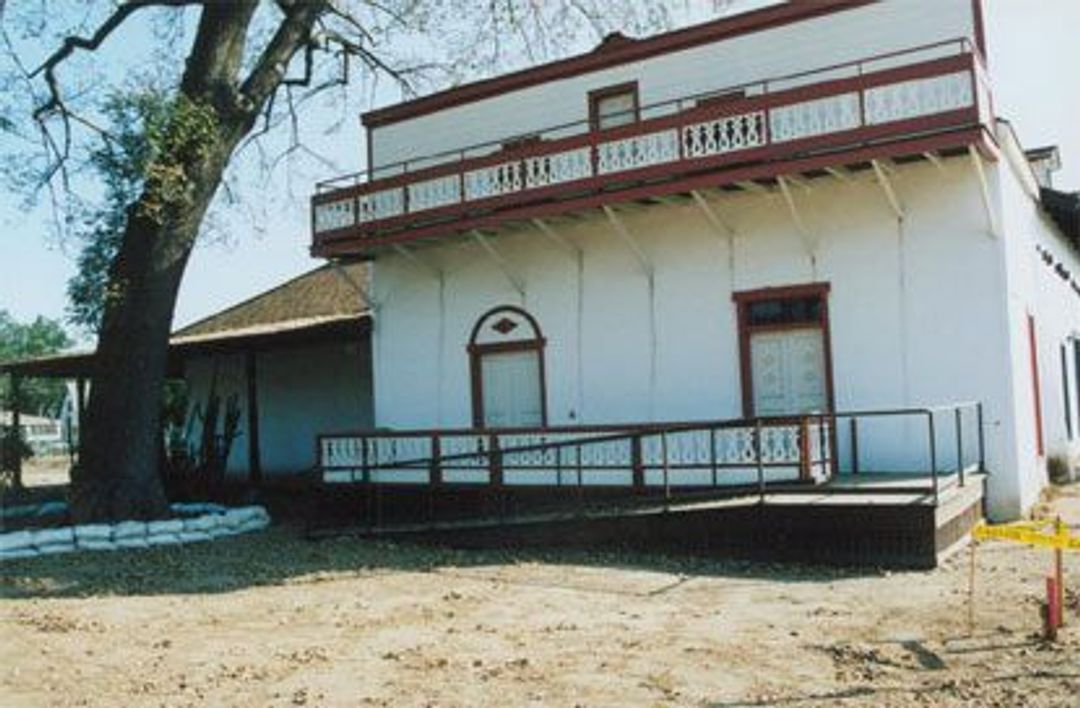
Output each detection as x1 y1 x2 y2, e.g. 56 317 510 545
1045 575 1060 641
1055 517 1065 627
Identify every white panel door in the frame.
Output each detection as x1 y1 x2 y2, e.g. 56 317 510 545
750 328 828 416
481 350 543 427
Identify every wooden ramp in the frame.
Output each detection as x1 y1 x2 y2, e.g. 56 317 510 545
307 473 986 569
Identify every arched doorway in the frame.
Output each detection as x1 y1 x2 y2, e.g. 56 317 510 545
468 306 547 428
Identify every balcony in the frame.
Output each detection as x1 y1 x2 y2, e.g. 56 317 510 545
312 39 993 257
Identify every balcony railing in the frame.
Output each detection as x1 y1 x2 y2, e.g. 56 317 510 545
313 38 990 249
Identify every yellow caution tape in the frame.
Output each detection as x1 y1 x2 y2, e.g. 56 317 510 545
972 521 1080 551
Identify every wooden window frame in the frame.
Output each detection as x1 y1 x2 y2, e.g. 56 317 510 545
732 282 836 418
1063 343 1073 441
467 305 549 429
588 81 640 132
1027 314 1044 457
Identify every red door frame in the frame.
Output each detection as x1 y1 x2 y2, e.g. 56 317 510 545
1027 313 1044 457
733 282 836 418
468 305 549 428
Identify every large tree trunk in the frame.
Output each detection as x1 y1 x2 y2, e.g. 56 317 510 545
69 0 325 523
71 210 205 520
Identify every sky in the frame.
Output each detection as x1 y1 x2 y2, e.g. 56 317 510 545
0 0 1077 345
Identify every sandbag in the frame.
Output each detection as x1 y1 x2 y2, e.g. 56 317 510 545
78 540 116 552
31 527 75 548
183 514 221 533
0 530 33 553
1 547 40 561
171 502 226 516
145 533 182 546
36 500 69 516
178 531 212 544
74 525 113 544
36 543 76 555
114 537 150 550
147 519 184 536
113 521 147 540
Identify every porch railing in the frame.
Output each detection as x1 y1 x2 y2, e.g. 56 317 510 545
317 403 986 505
312 38 989 243
319 415 833 497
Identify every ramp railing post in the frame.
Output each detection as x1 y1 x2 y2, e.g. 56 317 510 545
575 441 584 515
631 433 644 492
661 431 670 508
927 410 939 504
850 416 860 476
976 402 986 475
755 419 765 503
955 406 965 487
709 427 718 488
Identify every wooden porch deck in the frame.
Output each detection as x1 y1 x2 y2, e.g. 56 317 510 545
307 472 986 569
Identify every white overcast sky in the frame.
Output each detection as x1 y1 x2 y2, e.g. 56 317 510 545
0 0 1077 341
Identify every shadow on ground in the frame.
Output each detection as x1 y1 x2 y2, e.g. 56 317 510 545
1 519 892 600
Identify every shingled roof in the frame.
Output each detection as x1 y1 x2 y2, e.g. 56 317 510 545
2 263 370 378
1040 187 1080 251
173 262 369 341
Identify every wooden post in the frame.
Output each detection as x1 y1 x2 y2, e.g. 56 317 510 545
245 350 262 486
798 417 811 481
1055 516 1065 627
630 434 644 491
75 377 87 464
10 373 23 489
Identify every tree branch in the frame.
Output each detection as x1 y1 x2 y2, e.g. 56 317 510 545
239 0 326 113
30 0 204 121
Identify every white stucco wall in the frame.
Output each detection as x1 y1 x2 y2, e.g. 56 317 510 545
184 339 373 479
369 157 1044 517
370 0 976 171
995 126 1080 501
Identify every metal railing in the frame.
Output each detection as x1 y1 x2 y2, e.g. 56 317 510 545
317 402 986 507
318 38 980 192
311 38 989 242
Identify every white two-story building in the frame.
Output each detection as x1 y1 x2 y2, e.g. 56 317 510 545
310 0 1078 523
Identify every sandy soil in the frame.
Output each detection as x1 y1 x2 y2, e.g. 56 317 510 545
2 487 1079 707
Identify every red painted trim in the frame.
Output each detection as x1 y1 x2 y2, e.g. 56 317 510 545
314 107 980 238
732 283 835 418
1028 314 1045 457
365 121 374 182
312 127 989 258
319 52 976 209
468 305 548 428
588 81 640 131
361 0 873 129
971 0 987 65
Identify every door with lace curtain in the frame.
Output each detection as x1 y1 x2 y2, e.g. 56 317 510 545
469 306 548 428
735 284 835 417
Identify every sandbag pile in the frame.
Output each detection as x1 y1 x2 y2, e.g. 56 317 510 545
0 503 270 561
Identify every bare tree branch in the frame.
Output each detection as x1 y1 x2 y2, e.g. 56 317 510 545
30 0 203 121
239 0 326 113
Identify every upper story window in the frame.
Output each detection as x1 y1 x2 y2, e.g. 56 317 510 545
589 82 639 131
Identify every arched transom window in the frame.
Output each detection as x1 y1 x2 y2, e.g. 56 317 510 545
468 306 547 428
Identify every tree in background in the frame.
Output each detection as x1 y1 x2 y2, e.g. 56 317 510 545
2 1 670 521
0 310 73 416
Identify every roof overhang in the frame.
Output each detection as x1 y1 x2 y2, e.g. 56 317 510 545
0 313 371 379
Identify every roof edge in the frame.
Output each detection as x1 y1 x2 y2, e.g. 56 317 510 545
361 0 871 129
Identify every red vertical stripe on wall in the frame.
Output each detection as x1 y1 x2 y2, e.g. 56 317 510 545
1027 314 1044 457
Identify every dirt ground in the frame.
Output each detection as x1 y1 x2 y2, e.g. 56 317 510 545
2 487 1079 707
